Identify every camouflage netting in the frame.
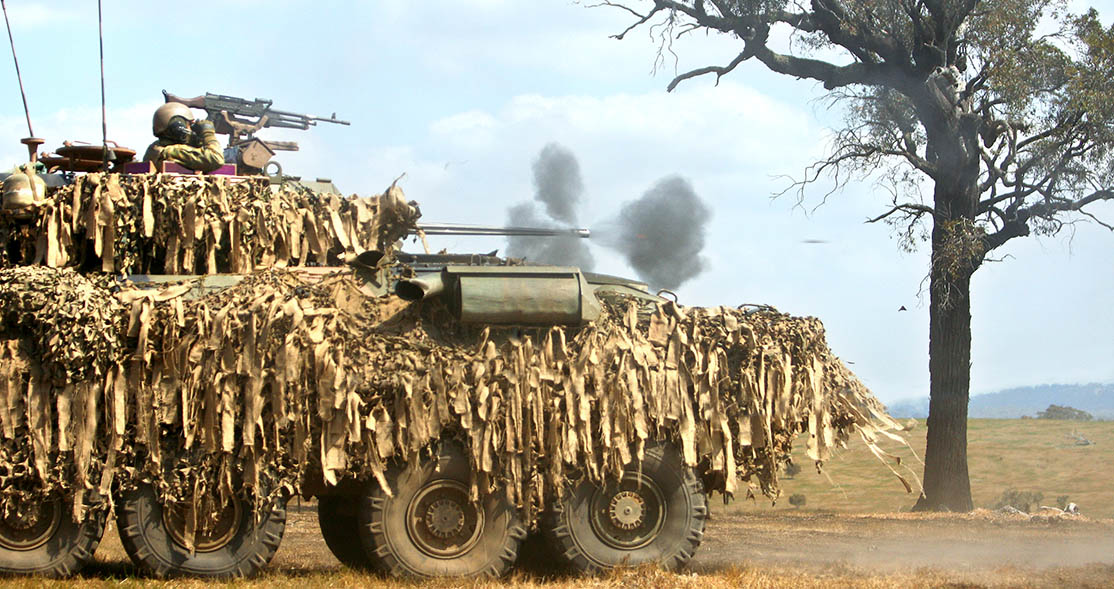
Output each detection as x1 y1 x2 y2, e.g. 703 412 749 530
0 173 420 273
0 267 123 522
0 265 911 530
0 173 912 534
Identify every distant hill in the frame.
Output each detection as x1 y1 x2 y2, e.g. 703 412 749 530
887 382 1114 419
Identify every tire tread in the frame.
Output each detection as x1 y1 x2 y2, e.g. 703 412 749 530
115 485 286 578
358 446 523 578
317 495 378 570
546 442 708 574
0 498 107 578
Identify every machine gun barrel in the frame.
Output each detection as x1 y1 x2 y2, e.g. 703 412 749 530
417 223 590 238
265 109 351 130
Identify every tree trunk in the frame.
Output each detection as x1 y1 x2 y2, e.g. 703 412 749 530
913 239 975 512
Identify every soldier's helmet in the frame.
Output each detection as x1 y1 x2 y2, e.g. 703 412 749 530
152 102 195 137
2 171 47 211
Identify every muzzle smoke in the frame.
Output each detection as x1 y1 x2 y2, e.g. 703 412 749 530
505 201 595 269
506 143 595 270
505 144 711 290
533 143 582 224
595 176 710 290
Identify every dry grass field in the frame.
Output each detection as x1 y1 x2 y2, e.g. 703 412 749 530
2 419 1111 588
736 418 1114 517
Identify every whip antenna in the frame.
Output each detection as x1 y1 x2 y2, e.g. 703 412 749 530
2 0 42 163
98 0 110 171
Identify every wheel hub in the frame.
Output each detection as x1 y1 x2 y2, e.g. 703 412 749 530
163 497 244 553
589 473 667 550
0 498 62 551
425 498 466 538
608 491 645 530
406 480 483 559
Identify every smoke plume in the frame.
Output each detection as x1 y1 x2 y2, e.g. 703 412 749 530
532 143 583 225
505 144 711 290
505 202 595 269
597 176 710 290
505 143 594 269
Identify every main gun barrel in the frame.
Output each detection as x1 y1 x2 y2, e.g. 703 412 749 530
417 223 590 239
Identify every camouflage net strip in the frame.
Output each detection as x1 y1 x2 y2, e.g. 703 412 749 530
0 267 122 522
0 174 420 273
0 266 913 528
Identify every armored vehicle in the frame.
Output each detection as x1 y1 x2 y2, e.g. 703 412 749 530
0 159 905 578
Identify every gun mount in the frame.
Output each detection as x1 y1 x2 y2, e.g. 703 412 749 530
162 90 349 173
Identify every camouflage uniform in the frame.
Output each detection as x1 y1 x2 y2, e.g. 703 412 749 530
143 122 225 173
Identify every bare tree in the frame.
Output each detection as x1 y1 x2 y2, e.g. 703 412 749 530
600 0 1114 511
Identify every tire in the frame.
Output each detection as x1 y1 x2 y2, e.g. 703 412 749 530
357 444 526 578
115 484 286 578
317 495 377 570
0 494 107 577
514 528 569 576
549 442 707 573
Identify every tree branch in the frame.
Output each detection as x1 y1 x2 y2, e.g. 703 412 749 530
867 202 935 223
982 189 1114 253
591 1 665 40
667 51 749 91
751 44 912 91
1025 189 1114 219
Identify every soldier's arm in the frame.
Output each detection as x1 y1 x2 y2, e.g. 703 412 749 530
160 123 225 172
141 141 162 164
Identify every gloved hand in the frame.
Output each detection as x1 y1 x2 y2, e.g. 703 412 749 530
191 119 216 136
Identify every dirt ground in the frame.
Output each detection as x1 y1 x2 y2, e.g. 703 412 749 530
692 509 1114 573
72 501 1114 587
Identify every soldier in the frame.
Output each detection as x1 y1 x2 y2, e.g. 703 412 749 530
143 103 224 172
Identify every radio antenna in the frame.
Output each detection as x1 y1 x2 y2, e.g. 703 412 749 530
97 0 110 171
2 0 43 163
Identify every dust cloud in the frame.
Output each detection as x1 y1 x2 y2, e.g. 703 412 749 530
694 513 1114 575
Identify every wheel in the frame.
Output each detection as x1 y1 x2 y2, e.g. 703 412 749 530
0 493 107 577
357 444 526 577
549 442 707 573
115 484 286 578
317 495 378 570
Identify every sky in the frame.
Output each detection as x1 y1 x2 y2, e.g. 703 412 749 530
1 0 1111 404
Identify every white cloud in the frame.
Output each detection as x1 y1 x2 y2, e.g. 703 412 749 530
429 111 501 152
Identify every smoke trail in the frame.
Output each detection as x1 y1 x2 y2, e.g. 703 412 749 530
505 143 594 269
597 176 710 290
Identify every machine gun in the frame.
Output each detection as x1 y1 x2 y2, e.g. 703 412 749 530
162 90 349 173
